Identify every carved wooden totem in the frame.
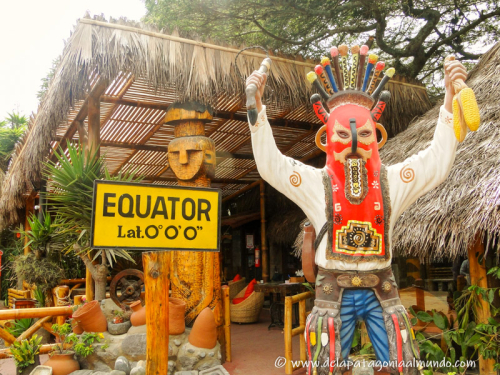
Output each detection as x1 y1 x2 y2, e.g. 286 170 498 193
165 102 223 342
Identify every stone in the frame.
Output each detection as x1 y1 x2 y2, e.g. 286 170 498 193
127 325 147 335
110 371 127 375
199 366 230 375
108 321 132 335
93 362 112 373
101 298 123 321
136 360 146 369
175 372 199 375
174 339 182 346
68 371 94 375
29 366 53 375
93 372 109 375
177 342 221 372
115 356 131 375
130 367 146 375
121 333 147 360
168 360 176 375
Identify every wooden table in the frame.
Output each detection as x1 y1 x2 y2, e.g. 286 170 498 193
254 282 305 329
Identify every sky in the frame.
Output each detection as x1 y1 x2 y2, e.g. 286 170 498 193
0 0 146 120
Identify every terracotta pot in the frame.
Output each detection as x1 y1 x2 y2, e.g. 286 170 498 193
44 353 80 375
169 298 186 335
72 300 107 332
71 320 84 335
188 307 217 349
130 300 146 326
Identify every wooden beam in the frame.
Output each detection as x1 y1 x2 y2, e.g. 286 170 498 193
260 180 269 282
142 176 256 184
52 139 254 160
87 95 101 156
0 306 73 320
50 78 108 162
101 96 319 131
144 251 170 375
222 148 323 202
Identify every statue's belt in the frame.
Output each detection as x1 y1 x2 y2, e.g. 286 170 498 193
315 265 399 304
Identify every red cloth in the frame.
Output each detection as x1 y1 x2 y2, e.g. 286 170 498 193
232 279 257 304
232 274 242 282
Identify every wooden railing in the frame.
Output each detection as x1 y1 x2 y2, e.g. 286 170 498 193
284 291 314 374
0 306 73 358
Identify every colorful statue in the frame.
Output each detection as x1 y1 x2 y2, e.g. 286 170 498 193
246 47 474 374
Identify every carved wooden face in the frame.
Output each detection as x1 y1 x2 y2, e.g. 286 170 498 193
168 137 216 180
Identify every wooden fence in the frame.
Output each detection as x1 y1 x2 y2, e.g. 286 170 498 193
283 291 314 374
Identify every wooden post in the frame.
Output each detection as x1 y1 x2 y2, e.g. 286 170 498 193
165 102 224 357
284 295 293 375
468 235 495 375
260 180 269 282
406 257 420 286
415 279 425 312
222 285 231 362
53 286 70 326
85 93 101 302
143 252 170 375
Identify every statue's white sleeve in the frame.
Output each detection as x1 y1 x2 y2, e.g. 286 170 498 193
249 106 326 231
387 106 458 218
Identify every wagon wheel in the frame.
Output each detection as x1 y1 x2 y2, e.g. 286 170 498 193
110 269 145 307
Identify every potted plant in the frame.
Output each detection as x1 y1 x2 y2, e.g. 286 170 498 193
112 309 125 324
10 334 42 375
44 323 108 375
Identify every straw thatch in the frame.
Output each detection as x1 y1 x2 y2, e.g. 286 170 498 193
380 42 500 260
0 14 431 229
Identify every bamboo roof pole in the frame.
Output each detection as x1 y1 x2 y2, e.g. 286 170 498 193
85 92 101 302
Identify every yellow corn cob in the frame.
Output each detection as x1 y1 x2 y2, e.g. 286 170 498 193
453 97 466 142
460 87 480 131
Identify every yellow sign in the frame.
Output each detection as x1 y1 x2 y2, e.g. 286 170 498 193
91 181 221 251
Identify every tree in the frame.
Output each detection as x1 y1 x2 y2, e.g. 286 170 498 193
45 144 142 300
0 112 27 171
144 0 500 86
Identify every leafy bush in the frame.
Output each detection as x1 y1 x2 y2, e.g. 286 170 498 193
10 334 42 371
6 319 33 338
51 323 108 357
12 253 65 293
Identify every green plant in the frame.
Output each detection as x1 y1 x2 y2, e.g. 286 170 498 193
33 287 46 308
44 144 142 300
302 282 314 293
10 334 42 372
12 253 65 294
6 319 34 338
51 323 107 357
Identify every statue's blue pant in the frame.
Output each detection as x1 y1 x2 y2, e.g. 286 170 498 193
340 289 390 363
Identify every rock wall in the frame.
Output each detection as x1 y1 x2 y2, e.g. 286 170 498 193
80 325 221 375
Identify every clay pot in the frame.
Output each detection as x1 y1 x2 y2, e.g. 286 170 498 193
169 298 186 335
188 307 217 349
44 353 80 375
72 300 107 332
130 300 146 326
71 320 84 335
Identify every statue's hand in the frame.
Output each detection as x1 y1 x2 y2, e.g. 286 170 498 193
246 71 267 114
443 58 468 113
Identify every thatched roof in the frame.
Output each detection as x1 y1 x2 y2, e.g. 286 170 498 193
379 42 500 260
0 14 431 229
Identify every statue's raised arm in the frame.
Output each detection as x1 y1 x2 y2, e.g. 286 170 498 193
246 47 479 374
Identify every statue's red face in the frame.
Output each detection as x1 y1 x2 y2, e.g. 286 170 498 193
325 104 380 167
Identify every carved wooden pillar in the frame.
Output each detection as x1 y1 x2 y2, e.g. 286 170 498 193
165 102 224 355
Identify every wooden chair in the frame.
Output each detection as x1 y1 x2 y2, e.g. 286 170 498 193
230 285 264 324
228 278 246 300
